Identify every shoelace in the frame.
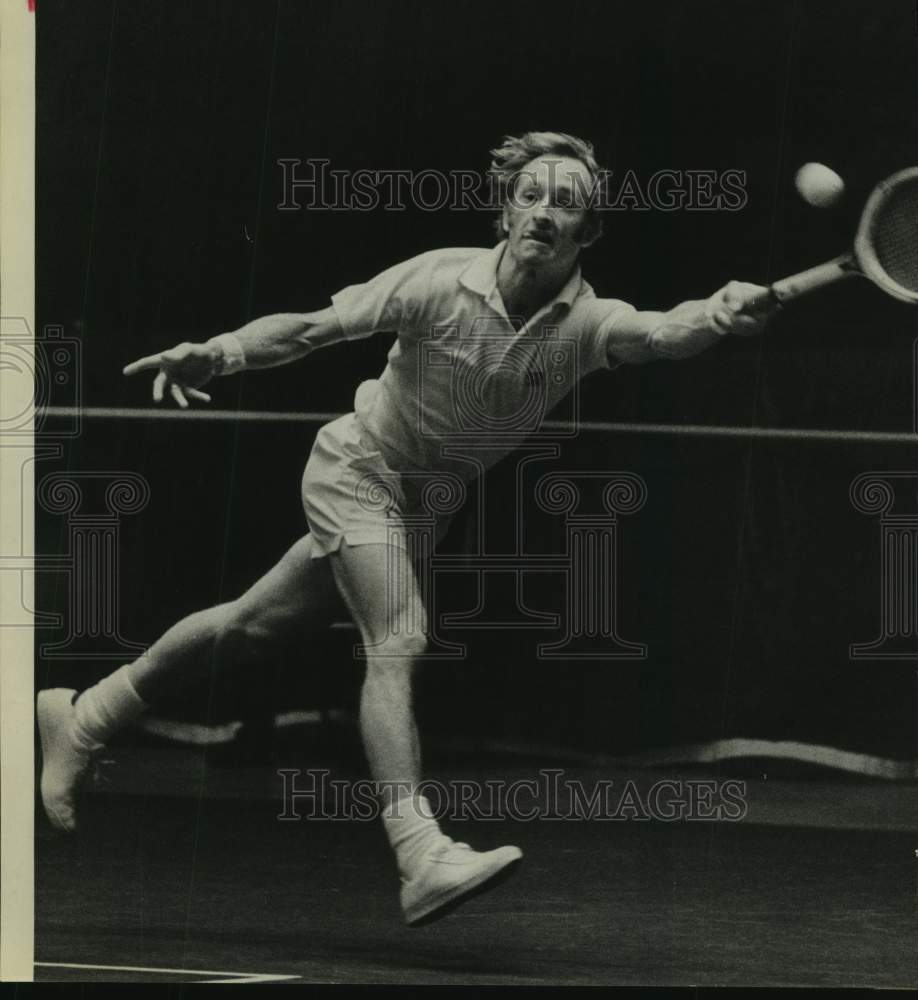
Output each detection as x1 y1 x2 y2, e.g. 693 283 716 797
400 838 477 884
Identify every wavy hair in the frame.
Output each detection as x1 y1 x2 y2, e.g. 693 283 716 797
488 131 606 244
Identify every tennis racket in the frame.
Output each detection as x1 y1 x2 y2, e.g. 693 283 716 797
769 166 918 306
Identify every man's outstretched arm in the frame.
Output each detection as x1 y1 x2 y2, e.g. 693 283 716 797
606 281 776 367
123 306 343 407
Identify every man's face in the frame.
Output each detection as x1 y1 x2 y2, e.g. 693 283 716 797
501 155 598 270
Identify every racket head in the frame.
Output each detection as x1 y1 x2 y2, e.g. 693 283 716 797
854 166 918 304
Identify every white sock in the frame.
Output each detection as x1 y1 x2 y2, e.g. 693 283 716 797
382 793 445 878
72 664 149 750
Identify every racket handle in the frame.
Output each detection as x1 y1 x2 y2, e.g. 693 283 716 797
769 252 859 305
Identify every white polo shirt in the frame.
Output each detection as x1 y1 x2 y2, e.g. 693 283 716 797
329 241 636 480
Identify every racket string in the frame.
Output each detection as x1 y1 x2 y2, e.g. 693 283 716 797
870 179 918 293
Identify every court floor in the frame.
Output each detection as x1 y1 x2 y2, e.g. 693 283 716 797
33 734 918 987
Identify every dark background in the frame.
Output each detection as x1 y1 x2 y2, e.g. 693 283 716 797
35 0 918 763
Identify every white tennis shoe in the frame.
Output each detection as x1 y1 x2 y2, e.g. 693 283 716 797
37 688 102 833
401 837 523 926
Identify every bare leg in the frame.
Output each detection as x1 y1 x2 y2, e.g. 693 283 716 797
37 533 342 833
128 534 342 702
328 542 427 803
327 541 523 924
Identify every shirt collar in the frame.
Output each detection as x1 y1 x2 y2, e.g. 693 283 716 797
458 240 584 316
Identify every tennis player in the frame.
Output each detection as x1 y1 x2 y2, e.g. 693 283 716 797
37 131 775 926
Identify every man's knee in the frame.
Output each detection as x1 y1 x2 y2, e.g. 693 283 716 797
366 629 428 665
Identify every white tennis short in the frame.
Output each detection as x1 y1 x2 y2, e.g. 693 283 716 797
301 413 455 558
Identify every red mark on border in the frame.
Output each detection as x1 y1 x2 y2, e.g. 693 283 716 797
28 0 35 11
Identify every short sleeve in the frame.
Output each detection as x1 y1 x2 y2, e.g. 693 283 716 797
577 297 638 373
330 252 433 341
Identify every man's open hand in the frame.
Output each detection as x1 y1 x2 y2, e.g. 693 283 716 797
123 342 216 408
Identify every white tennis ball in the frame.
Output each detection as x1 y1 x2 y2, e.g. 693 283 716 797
794 162 845 208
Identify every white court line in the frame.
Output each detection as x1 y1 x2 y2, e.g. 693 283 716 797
36 961 300 983
480 735 918 780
